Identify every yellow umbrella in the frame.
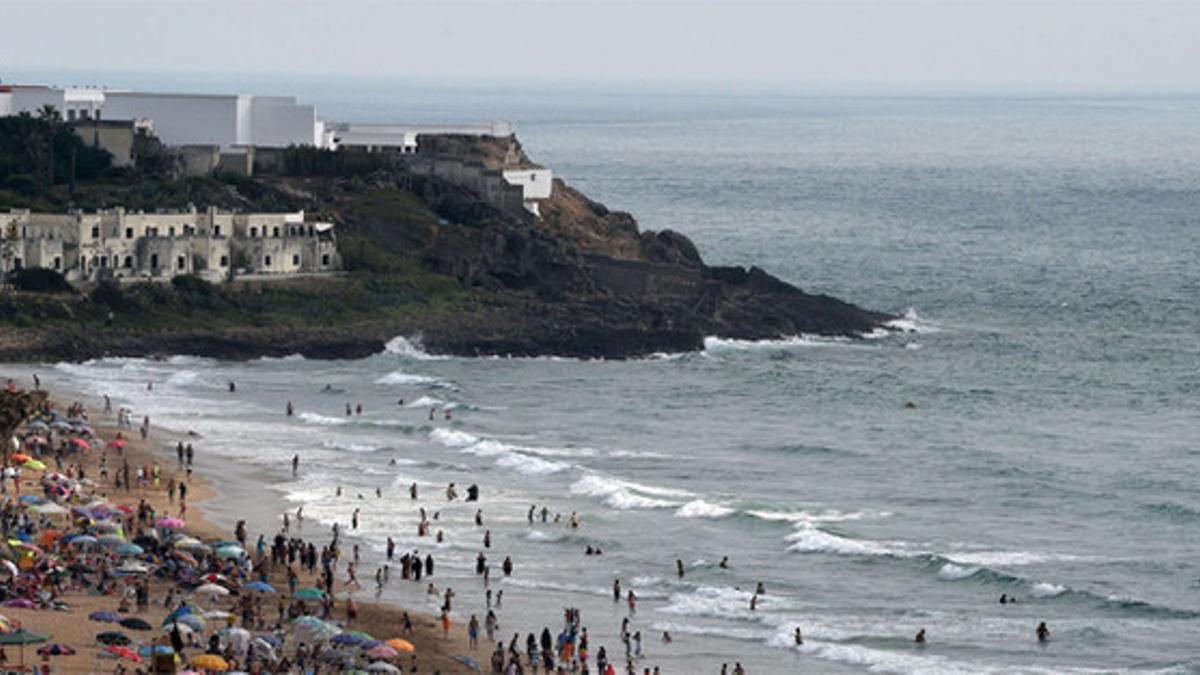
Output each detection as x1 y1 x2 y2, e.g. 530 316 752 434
22 459 46 471
190 653 229 671
385 638 415 653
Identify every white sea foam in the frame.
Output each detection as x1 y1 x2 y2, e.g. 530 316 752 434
784 524 907 557
297 412 347 426
885 307 941 334
1031 582 1067 598
166 370 199 386
703 334 852 354
405 395 446 409
947 551 1085 567
937 563 980 581
384 336 448 360
525 531 564 543
375 370 439 386
320 440 379 453
569 474 685 510
675 499 735 519
748 509 886 523
658 586 756 621
494 452 568 475
429 428 479 448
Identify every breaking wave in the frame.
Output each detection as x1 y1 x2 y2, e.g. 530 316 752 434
675 499 736 519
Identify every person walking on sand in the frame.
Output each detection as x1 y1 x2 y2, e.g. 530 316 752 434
441 609 452 639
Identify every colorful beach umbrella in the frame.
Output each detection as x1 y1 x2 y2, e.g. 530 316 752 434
105 439 127 449
385 638 415 653
156 517 185 529
22 459 46 471
194 583 229 597
115 543 144 557
191 653 229 671
365 644 398 659
244 580 275 593
89 611 121 623
102 645 142 663
367 663 401 673
69 438 91 450
293 587 325 601
10 453 30 463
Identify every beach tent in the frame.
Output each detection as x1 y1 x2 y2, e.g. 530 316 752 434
0 627 49 667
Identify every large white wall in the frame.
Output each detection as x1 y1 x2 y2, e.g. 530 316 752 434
249 97 317 148
103 92 242 148
503 169 553 200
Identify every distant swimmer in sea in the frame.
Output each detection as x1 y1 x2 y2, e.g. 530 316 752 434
661 631 672 644
915 628 926 645
1036 622 1050 643
444 409 453 421
286 401 294 416
794 627 803 645
356 403 363 415
346 403 352 416
228 381 236 393
410 482 418 500
428 407 436 421
292 454 299 476
676 559 685 578
719 556 730 569
1000 593 1008 604
904 401 918 409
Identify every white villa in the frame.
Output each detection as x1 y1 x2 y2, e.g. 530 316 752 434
0 207 339 284
0 84 552 215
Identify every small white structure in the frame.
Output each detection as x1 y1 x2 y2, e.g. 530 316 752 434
0 207 339 284
502 169 554 216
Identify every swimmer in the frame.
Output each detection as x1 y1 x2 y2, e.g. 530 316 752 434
292 454 299 476
1036 622 1049 643
228 381 236 393
794 627 803 645
915 628 926 645
661 631 672 644
676 559 685 578
719 556 729 569
286 401 294 416
904 401 918 409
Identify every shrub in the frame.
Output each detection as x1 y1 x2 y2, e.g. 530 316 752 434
6 267 73 293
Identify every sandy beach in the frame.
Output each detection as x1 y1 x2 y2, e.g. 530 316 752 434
0 376 479 674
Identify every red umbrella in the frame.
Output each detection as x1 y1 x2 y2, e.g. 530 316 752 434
103 645 142 663
105 439 127 449
69 438 91 450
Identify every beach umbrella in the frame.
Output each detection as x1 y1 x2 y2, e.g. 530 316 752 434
96 631 131 646
1 560 17 577
453 655 483 671
292 616 328 628
102 645 142 663
10 453 30 463
174 614 205 631
105 439 127 449
365 644 398 660
69 438 91 450
174 550 198 566
2 599 37 609
138 644 175 658
97 534 125 545
119 617 153 631
331 633 368 647
208 540 239 549
32 502 67 516
173 537 202 548
36 643 75 656
22 459 46 471
89 611 121 623
253 633 282 649
163 622 195 637
345 630 375 643
214 545 244 559
157 517 185 529
219 626 251 653
115 543 144 557
69 535 98 547
191 653 231 671
194 583 230 597
36 529 64 548
244 580 275 593
385 638 414 653
367 662 401 673
25 421 48 431
0 627 49 666
293 587 325 601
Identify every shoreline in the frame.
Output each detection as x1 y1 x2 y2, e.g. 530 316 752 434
0 373 476 673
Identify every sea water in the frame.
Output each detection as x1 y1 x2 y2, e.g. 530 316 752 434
18 82 1200 673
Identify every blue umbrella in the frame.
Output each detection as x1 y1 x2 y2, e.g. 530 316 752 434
244 581 276 593
89 611 121 623
255 633 283 649
453 655 483 671
331 633 368 647
115 543 144 557
25 421 48 430
138 644 175 657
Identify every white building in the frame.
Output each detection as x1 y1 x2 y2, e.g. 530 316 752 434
0 207 339 284
101 91 318 149
502 169 554 216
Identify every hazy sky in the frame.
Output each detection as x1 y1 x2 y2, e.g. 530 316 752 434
2 1 1199 91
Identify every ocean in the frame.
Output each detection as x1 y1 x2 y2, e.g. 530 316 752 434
14 79 1200 673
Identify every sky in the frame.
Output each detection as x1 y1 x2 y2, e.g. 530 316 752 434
1 1 1199 92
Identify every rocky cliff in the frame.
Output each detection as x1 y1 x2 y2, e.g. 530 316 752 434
0 134 891 362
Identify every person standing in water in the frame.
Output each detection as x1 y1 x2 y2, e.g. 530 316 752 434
915 628 926 645
292 455 299 476
286 401 294 416
1036 622 1050 643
